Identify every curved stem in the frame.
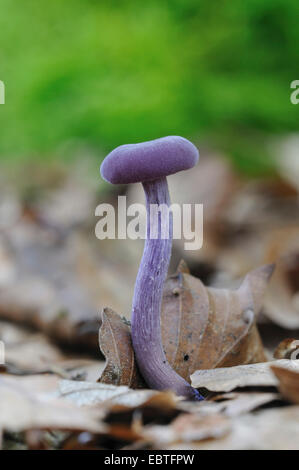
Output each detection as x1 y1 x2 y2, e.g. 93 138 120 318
131 177 202 400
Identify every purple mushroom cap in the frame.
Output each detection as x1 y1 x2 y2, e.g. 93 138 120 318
100 136 199 184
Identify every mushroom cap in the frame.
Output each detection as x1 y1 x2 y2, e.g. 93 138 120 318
100 136 199 184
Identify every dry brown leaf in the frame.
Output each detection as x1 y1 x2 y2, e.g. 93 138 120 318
1 374 180 444
161 263 273 382
274 338 299 359
143 412 231 447
0 320 105 379
54 359 106 382
61 383 183 450
0 276 100 351
60 388 182 450
0 321 64 374
271 363 299 404
263 229 299 329
209 392 280 417
202 174 299 298
0 375 104 433
59 379 179 410
191 359 299 392
177 390 279 417
60 380 133 406
99 308 144 388
164 405 299 450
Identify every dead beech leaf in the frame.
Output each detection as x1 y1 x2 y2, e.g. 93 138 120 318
143 412 231 446
99 308 144 388
60 388 181 450
60 380 131 406
0 326 63 374
166 405 299 450
161 263 274 382
191 359 299 392
274 338 299 359
178 390 280 418
0 375 104 433
210 392 280 417
263 230 299 329
0 276 100 351
55 359 106 382
0 320 105 379
60 379 179 410
271 364 299 404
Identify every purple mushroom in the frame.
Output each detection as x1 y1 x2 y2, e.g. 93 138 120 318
100 136 202 400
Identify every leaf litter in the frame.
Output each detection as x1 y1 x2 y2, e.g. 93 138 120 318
1 155 299 449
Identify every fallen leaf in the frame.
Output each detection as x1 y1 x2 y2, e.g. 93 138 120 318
0 375 104 433
60 380 131 406
143 412 231 446
0 320 105 379
197 405 299 450
263 229 299 329
163 405 299 450
0 276 100 351
99 308 144 388
177 390 280 418
59 378 179 410
274 338 299 359
202 174 299 300
271 363 299 404
60 388 181 450
161 263 273 382
0 322 63 374
191 359 299 392
55 359 106 382
210 391 280 417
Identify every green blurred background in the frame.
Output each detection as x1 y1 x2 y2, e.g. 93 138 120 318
0 0 298 174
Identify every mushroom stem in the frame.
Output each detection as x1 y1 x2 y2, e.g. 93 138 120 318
131 177 202 400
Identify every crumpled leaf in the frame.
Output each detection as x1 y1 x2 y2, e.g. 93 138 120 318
271 363 299 404
161 262 273 382
191 359 299 392
98 308 144 388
